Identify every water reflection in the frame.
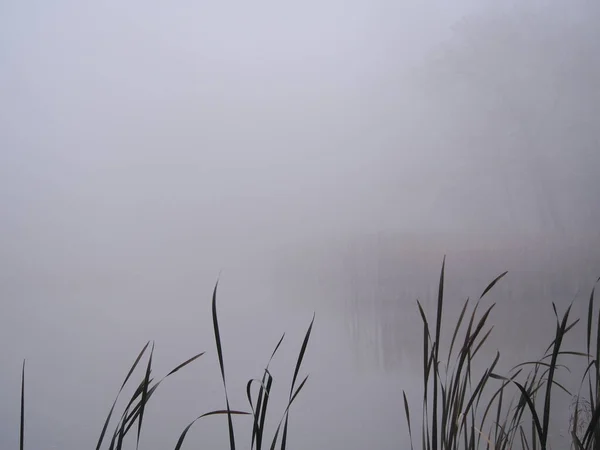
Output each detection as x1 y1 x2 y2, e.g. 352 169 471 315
273 232 600 373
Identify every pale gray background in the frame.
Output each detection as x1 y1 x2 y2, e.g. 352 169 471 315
1 0 599 449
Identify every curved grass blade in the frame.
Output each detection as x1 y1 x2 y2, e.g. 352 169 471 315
252 334 284 449
288 375 309 407
480 271 508 300
117 377 155 433
106 350 203 449
107 375 158 446
96 341 150 450
538 351 589 361
549 379 571 396
125 351 205 435
124 383 161 435
173 410 250 450
212 280 236 450
247 379 261 447
257 370 274 450
247 377 272 450
461 352 500 426
489 373 543 442
543 318 579 356
512 361 569 371
165 352 205 377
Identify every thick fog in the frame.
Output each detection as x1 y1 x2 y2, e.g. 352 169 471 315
1 1 599 449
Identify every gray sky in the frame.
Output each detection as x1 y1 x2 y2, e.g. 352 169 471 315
1 1 600 449
2 0 599 263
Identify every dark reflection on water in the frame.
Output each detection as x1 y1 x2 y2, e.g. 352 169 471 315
273 232 600 373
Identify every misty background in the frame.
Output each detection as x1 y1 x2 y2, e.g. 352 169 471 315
1 0 599 449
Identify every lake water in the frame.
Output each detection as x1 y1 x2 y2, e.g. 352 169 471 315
2 232 598 450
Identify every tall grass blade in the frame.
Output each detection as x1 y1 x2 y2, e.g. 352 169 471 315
269 334 285 363
136 341 154 450
447 298 470 370
251 334 283 450
588 286 595 362
417 300 430 388
115 407 127 450
520 427 530 450
494 381 504 448
432 256 445 450
212 280 236 450
247 379 268 450
541 304 571 448
403 391 415 450
290 314 315 398
281 313 315 450
472 326 494 359
260 372 275 447
20 360 25 450
270 375 310 450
